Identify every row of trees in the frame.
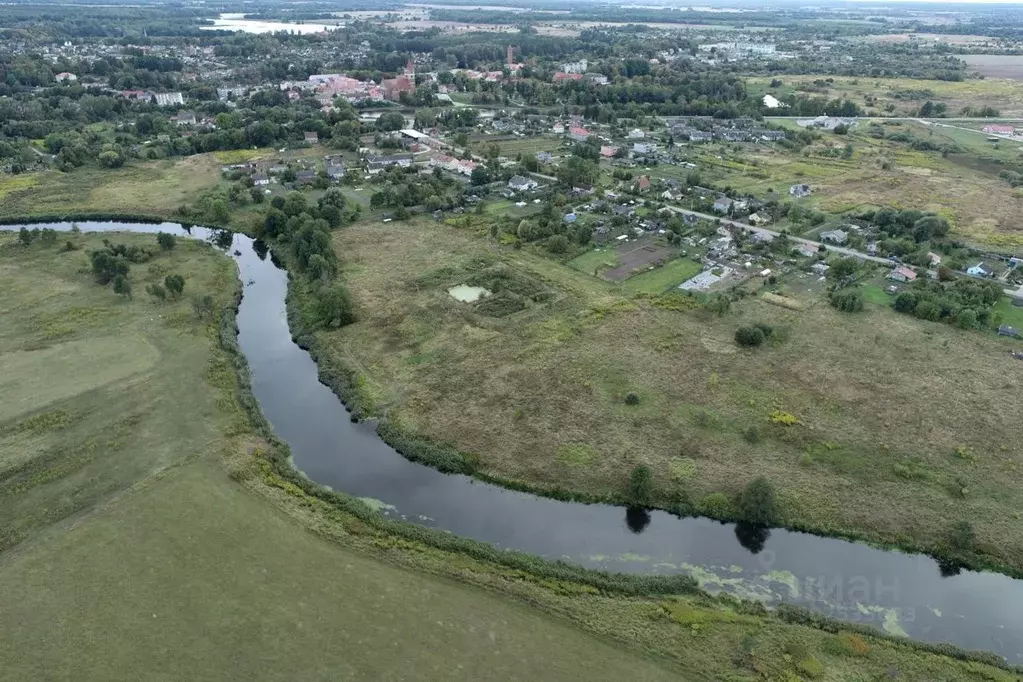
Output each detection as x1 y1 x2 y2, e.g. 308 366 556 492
893 278 1004 330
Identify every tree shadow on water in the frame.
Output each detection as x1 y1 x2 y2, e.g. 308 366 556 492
625 507 651 534
734 522 771 555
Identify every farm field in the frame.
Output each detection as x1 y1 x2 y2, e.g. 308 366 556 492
322 218 1023 574
960 54 1023 80
748 74 1023 117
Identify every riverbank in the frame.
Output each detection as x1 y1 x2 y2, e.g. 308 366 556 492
3 218 1020 678
303 217 1023 580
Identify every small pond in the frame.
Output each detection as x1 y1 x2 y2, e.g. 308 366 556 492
447 284 491 302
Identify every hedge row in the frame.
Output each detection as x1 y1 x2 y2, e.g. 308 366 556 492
0 212 181 227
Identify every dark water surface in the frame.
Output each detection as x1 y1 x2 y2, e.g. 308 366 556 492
23 222 1023 661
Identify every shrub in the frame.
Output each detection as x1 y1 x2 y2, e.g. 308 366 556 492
830 288 864 312
753 322 773 339
624 392 640 405
146 283 167 301
735 325 765 347
112 274 132 299
701 492 733 518
743 426 760 444
739 476 777 525
628 465 653 504
156 231 177 250
769 410 799 425
547 234 569 254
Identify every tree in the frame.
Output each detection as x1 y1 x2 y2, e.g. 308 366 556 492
828 257 858 280
316 284 356 329
830 288 864 313
90 249 130 284
470 165 492 186
164 274 185 298
112 274 132 299
156 232 176 251
18 227 34 246
735 326 766 347
739 477 777 525
249 187 265 204
893 292 918 313
705 294 730 316
628 465 653 505
547 234 569 254
955 308 978 329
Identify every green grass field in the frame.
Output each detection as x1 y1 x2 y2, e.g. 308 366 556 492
0 157 224 220
0 231 687 681
321 218 1023 576
568 247 620 275
620 257 702 294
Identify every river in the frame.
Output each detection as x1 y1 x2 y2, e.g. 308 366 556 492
17 221 1023 663
201 13 342 35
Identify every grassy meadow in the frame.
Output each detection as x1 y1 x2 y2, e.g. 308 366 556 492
3 230 1008 680
322 218 1023 574
0 231 686 681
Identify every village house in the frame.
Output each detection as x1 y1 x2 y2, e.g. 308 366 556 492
295 170 316 185
508 175 538 191
998 325 1020 338
55 71 77 82
789 184 811 198
928 252 942 266
153 92 184 107
552 122 565 135
251 173 270 187
820 229 848 245
748 212 771 226
967 262 992 277
366 153 413 174
303 131 319 144
635 175 651 192
796 243 819 258
888 266 918 283
326 163 346 180
632 142 655 155
569 126 590 142
627 128 645 139
982 124 1015 136
172 110 196 126
712 196 734 213
600 145 618 159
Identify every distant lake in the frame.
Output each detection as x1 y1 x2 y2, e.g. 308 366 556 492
202 13 342 35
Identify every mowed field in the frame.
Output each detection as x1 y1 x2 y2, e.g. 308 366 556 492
325 219 1023 572
960 54 1023 80
0 232 684 682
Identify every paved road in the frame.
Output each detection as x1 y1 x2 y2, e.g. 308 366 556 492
659 205 1023 299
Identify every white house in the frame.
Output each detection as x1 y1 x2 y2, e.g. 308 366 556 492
508 175 538 191
967 262 991 277
627 128 645 139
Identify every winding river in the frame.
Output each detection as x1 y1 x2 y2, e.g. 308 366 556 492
21 221 1023 662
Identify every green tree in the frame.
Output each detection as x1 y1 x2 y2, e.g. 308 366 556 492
628 465 653 505
164 274 185 298
705 294 730 316
156 232 176 251
112 274 132 299
547 234 569 254
828 257 858 280
735 326 766 347
191 294 216 321
893 292 918 313
316 284 356 329
830 288 864 313
739 477 777 525
18 227 34 246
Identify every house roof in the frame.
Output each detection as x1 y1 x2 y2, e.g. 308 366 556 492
893 266 917 280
